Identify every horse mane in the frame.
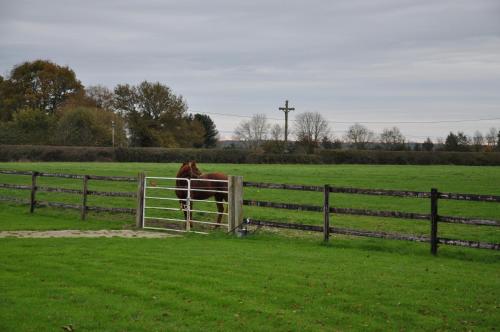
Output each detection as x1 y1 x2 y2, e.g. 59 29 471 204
176 162 191 178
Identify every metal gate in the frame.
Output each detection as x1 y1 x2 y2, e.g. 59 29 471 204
141 176 230 234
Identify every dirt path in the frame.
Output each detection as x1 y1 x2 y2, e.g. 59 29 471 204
0 230 178 238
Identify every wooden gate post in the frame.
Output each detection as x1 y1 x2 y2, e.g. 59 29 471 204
430 188 439 255
30 171 38 213
136 172 146 228
228 175 243 233
323 184 330 242
81 175 89 220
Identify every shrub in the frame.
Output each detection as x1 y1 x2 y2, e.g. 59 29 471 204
1 145 499 165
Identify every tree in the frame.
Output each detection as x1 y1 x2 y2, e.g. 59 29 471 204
485 127 497 148
445 132 459 151
262 124 286 153
379 127 405 150
457 132 470 150
234 114 270 149
321 136 341 149
3 60 83 115
194 114 218 148
86 85 114 111
345 123 374 149
0 108 54 144
54 106 126 146
0 75 11 121
422 137 434 151
55 107 107 146
270 124 284 141
294 112 330 153
497 130 500 151
472 130 484 152
171 114 205 148
136 81 186 120
113 81 194 147
113 84 138 116
445 132 470 151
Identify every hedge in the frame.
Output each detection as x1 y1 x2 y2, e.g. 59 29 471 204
1 145 499 165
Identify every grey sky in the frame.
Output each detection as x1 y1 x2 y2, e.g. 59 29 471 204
1 0 499 141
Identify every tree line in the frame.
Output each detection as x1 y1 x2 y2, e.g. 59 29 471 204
233 113 500 153
0 60 218 148
1 60 498 154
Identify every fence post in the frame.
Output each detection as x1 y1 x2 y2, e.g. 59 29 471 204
186 179 191 232
81 175 89 220
136 172 145 228
228 176 234 232
30 171 38 213
430 188 439 255
323 184 330 242
228 175 243 233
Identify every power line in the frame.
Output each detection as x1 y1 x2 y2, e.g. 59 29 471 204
336 117 500 124
190 111 500 125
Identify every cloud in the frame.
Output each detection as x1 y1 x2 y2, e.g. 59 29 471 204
1 0 499 140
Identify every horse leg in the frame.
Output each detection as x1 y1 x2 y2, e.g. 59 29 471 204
215 193 225 226
188 201 194 230
180 200 192 230
216 202 224 225
180 201 187 220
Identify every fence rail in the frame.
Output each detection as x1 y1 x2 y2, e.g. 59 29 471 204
0 170 137 182
0 170 139 220
243 181 500 202
243 199 500 227
1 183 136 197
245 219 500 250
242 181 500 253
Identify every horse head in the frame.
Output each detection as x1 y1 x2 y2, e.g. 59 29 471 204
177 161 202 179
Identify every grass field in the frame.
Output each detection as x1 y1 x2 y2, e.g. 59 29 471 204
1 162 499 242
1 162 499 331
1 234 499 331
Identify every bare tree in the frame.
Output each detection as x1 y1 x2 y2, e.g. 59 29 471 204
270 124 284 141
485 127 497 147
345 123 374 149
261 123 286 153
233 114 270 149
294 112 330 152
472 130 484 151
379 127 405 150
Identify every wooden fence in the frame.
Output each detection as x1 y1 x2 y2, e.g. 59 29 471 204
1 170 499 253
0 170 141 220
242 181 500 253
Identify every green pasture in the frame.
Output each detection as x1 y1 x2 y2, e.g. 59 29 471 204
1 162 499 331
0 162 499 243
1 234 499 331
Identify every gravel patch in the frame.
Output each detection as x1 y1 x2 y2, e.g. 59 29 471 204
0 230 178 238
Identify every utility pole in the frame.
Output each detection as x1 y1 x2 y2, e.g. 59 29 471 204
112 120 115 148
279 100 295 148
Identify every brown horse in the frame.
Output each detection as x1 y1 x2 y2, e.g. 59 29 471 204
175 161 228 226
